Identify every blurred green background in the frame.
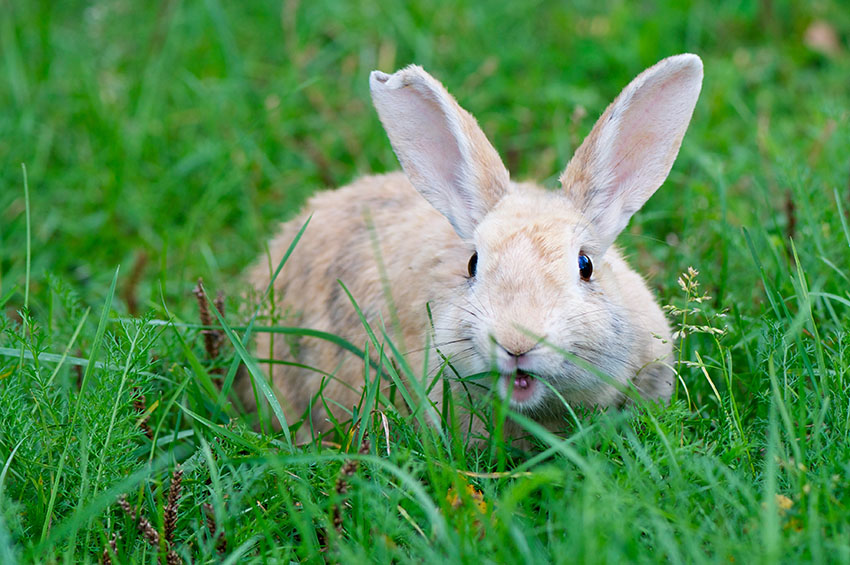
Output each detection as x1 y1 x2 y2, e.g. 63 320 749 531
2 0 848 318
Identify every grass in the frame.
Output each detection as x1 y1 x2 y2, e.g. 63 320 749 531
2 0 850 562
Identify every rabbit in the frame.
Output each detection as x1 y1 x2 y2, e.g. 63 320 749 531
241 54 703 443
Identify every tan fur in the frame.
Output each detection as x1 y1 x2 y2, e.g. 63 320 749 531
241 55 703 442
243 172 457 433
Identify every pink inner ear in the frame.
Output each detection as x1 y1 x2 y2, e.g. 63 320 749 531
610 82 671 208
391 86 462 194
604 66 699 220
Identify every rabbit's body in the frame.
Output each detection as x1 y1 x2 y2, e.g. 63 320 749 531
243 172 458 431
243 55 703 441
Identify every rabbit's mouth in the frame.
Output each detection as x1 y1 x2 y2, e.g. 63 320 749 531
503 370 539 406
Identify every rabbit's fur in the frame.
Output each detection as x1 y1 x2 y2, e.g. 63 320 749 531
242 54 703 441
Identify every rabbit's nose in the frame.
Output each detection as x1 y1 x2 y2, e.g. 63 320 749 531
493 328 545 357
496 338 537 357
493 340 542 373
504 345 532 358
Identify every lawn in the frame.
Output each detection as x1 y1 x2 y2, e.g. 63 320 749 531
2 0 850 562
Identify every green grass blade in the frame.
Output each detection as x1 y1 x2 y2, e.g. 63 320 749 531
506 411 599 485
244 215 312 342
178 404 259 453
204 285 292 448
22 163 31 310
44 307 90 388
0 437 25 501
211 216 311 424
143 319 371 365
90 321 143 499
37 455 171 554
742 227 783 320
834 187 850 250
40 266 119 542
338 281 421 424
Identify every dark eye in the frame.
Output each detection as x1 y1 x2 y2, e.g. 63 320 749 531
468 252 478 278
578 252 592 280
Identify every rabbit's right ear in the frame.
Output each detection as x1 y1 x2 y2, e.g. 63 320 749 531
370 66 510 240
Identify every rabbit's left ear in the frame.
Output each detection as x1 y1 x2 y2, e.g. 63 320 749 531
561 54 703 251
370 66 510 240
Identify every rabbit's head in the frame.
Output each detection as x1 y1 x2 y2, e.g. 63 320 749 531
370 55 702 415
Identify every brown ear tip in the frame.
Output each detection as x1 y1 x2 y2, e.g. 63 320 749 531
668 53 702 64
370 70 390 85
666 53 704 78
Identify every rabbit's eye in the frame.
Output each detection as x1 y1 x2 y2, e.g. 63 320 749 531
468 252 478 278
578 252 593 280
